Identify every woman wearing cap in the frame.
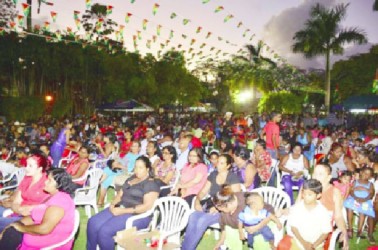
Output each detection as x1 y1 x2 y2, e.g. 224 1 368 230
232 146 259 191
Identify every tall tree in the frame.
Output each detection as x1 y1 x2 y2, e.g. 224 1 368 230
0 0 16 29
233 41 277 102
292 3 367 111
82 3 117 40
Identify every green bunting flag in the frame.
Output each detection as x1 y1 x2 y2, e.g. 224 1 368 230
96 18 103 31
188 48 193 53
202 0 210 3
133 35 137 48
166 39 170 46
237 22 242 28
13 0 17 4
66 27 74 36
146 40 151 49
22 3 30 17
9 21 16 30
137 30 141 40
249 34 255 41
50 11 57 22
74 11 80 20
200 43 206 49
210 47 215 51
224 14 233 22
170 12 177 19
125 13 132 23
182 19 190 25
75 19 81 30
131 0 136 3
44 21 50 31
143 19 148 30
152 35 157 43
178 44 182 48
157 25 162 36
107 5 113 15
206 32 212 39
169 30 174 39
152 3 159 15
55 30 62 41
0 27 5 36
160 43 165 49
182 34 187 39
214 6 224 13
196 26 202 33
17 15 24 27
85 0 91 9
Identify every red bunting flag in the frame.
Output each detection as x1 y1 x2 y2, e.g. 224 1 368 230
152 35 157 42
143 19 148 30
17 15 24 26
206 32 212 39
74 11 80 20
75 19 81 30
22 3 30 17
125 13 132 23
190 39 196 45
106 5 113 15
152 3 159 15
157 25 162 36
85 0 91 9
50 11 57 22
44 21 50 31
196 27 202 33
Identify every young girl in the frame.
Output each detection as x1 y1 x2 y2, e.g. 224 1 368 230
344 167 375 238
238 192 282 249
333 171 352 199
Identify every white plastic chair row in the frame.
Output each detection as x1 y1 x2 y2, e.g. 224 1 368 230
118 196 191 250
74 168 103 218
0 168 25 197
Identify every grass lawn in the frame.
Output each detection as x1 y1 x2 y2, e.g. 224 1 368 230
72 190 375 250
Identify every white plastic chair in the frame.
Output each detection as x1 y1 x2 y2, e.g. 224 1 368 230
0 149 13 162
58 151 74 168
0 162 16 177
265 159 279 187
74 168 103 218
120 196 191 250
41 209 80 250
0 168 25 195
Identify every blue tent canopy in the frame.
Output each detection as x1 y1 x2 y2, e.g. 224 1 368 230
97 99 154 112
343 95 378 109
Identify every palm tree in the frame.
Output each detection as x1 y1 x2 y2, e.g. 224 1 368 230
292 3 367 111
234 41 277 102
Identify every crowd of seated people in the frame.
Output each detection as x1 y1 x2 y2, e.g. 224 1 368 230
0 111 377 249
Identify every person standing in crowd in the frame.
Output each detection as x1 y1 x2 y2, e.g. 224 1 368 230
50 121 72 167
261 112 282 160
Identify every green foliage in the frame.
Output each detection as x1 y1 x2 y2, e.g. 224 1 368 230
331 45 378 102
0 34 203 118
0 97 44 121
51 99 73 118
258 91 304 114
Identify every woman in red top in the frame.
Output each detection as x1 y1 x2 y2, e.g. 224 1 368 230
0 152 51 231
66 146 90 187
119 130 132 158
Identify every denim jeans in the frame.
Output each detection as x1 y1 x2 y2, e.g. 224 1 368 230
266 148 278 160
181 211 220 250
281 175 304 204
0 205 22 232
86 208 151 250
247 225 274 247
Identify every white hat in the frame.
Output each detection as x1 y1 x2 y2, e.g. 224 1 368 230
14 121 20 126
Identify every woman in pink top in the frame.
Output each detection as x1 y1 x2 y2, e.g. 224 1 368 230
66 146 90 186
0 168 76 250
170 147 208 205
0 152 51 232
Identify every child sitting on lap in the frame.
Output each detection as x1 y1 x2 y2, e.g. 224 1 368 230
238 192 282 249
289 179 332 250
